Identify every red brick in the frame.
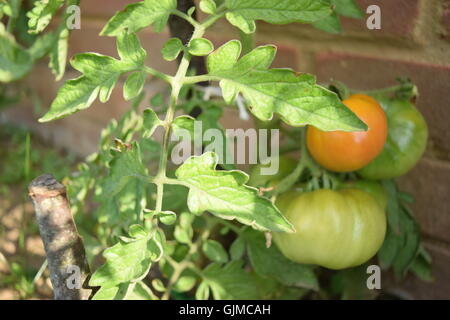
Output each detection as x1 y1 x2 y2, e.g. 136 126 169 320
80 0 134 19
315 52 450 153
341 0 420 39
384 241 450 299
398 158 450 243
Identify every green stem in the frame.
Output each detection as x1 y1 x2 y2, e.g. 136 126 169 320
183 74 220 84
6 0 22 33
144 66 173 83
171 9 200 28
154 21 210 213
275 127 312 194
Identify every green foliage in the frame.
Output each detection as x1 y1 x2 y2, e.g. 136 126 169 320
100 0 177 36
27 0 65 34
175 152 294 232
207 40 367 131
313 0 364 33
1 0 79 82
224 0 332 34
39 32 147 122
12 0 430 301
161 38 184 61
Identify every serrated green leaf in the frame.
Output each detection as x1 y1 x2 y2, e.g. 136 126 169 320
188 38 214 56
38 76 100 121
143 108 161 138
124 71 146 101
208 41 366 131
175 152 294 233
392 206 420 278
244 229 319 290
161 37 184 61
103 142 147 196
116 32 147 65
100 0 177 36
89 227 162 288
40 34 145 122
199 0 216 14
201 261 259 299
27 0 64 34
224 0 332 33
202 240 229 263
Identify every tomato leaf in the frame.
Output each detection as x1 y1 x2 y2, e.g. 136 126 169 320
244 229 319 290
40 32 146 122
224 0 332 33
161 38 184 61
103 142 147 197
201 261 259 299
89 227 163 288
313 12 342 34
199 0 216 14
409 246 433 282
124 71 146 101
48 28 69 80
313 0 363 34
27 0 64 34
188 38 214 56
175 152 295 233
207 40 367 132
100 0 177 36
202 240 229 263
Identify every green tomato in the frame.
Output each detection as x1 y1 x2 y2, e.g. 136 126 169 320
273 189 387 270
358 96 428 179
339 180 388 210
248 156 297 187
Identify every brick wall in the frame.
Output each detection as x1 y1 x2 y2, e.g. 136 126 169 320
4 0 450 299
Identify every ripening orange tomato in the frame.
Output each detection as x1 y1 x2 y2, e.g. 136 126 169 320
306 94 388 172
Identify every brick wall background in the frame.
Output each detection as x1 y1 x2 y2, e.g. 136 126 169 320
3 0 450 299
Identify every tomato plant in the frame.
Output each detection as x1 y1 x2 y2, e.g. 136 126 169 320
306 94 388 172
274 188 386 270
1 0 432 301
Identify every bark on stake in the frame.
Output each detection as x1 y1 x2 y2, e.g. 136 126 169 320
28 174 92 300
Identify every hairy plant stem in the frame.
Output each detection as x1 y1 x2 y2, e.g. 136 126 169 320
153 10 224 213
